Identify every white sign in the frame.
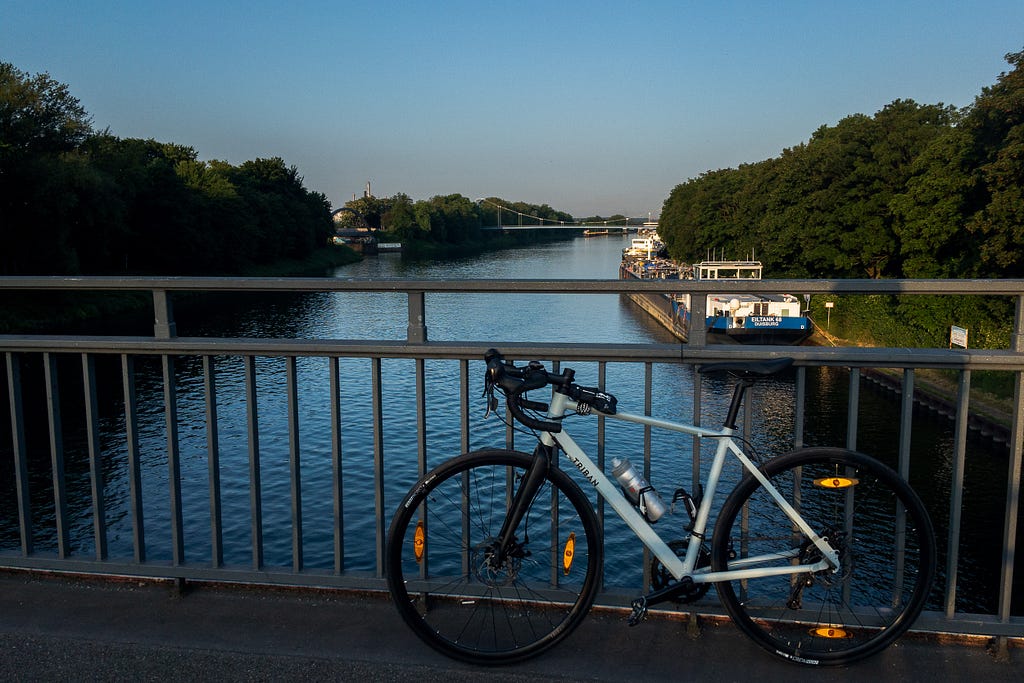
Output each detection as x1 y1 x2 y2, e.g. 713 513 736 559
950 325 968 349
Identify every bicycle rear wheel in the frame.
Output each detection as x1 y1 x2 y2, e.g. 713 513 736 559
386 449 602 664
711 447 936 665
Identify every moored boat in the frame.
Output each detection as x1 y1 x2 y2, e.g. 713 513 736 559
694 259 811 345
618 253 812 345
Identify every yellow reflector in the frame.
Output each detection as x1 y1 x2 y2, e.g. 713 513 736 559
813 476 859 489
562 532 576 575
811 626 851 639
414 520 425 563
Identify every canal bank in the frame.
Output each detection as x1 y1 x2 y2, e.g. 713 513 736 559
807 325 1016 448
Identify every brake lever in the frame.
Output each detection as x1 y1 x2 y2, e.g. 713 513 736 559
482 379 498 419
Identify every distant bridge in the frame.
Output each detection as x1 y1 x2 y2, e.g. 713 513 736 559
480 224 637 231
474 197 657 232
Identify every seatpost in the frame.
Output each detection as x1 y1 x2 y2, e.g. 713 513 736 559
723 378 754 430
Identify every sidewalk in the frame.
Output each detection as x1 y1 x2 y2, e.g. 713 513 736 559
0 571 1016 682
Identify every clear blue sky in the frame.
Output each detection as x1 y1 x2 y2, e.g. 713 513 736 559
3 0 1022 218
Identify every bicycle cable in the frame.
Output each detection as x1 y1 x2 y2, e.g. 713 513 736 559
703 432 770 467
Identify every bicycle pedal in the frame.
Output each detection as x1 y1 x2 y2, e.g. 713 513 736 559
627 597 648 626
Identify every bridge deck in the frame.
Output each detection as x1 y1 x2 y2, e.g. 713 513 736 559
0 570 1016 680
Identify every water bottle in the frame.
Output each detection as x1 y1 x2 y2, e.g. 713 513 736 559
611 457 666 522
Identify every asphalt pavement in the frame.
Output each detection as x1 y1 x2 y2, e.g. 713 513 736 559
0 570 1017 682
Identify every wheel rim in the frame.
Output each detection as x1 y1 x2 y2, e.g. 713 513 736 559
387 452 601 663
712 449 935 665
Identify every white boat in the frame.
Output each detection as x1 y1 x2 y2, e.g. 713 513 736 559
695 260 811 344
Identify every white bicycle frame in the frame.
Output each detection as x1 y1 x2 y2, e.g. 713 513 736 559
539 388 839 584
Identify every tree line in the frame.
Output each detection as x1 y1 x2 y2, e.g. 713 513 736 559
0 63 338 276
338 193 576 244
661 50 1024 280
1 62 580 277
658 49 1024 348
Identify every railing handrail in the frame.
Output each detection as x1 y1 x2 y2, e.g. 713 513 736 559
0 337 1023 371
3 274 1024 295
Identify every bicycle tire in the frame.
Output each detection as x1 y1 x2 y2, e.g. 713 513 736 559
386 449 603 664
710 447 936 666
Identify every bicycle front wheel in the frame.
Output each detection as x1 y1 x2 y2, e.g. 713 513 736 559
386 449 602 664
711 447 936 666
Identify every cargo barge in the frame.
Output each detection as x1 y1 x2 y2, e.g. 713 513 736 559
619 243 811 345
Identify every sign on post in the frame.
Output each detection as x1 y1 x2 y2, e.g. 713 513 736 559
950 325 968 349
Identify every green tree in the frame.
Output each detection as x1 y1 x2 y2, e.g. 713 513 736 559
382 192 422 239
0 62 94 274
344 194 391 231
661 99 955 279
962 50 1024 277
890 127 976 277
0 62 92 161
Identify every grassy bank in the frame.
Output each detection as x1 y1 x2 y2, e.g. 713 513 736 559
807 323 1016 432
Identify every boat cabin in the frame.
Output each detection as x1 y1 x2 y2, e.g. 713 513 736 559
694 260 762 280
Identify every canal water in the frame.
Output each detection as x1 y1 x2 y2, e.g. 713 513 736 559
0 234 1018 615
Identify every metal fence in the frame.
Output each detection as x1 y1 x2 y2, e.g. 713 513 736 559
0 276 1021 640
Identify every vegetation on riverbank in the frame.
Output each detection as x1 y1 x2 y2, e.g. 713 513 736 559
337 191 578 248
0 61 582 330
1 62 337 277
660 49 1024 355
0 61 578 281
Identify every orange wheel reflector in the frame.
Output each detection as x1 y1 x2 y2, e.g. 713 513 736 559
813 476 859 489
811 626 851 639
562 532 576 575
414 520 425 563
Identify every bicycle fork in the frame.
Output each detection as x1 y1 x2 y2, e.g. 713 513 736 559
491 442 554 565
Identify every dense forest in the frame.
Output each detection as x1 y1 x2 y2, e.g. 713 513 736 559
0 62 578 277
0 64 337 276
659 49 1024 348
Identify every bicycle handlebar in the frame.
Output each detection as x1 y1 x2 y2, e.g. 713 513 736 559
484 349 617 433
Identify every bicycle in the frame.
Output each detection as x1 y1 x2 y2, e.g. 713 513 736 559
385 349 936 666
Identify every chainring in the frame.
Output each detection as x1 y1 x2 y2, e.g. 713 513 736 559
651 539 712 604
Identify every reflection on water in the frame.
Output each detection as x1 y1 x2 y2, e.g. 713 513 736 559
0 235 1016 615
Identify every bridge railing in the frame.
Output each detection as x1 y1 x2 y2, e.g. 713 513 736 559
0 276 1021 640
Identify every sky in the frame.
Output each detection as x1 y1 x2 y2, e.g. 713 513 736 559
3 1 1023 218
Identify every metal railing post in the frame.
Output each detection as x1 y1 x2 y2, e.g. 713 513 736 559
121 354 145 562
999 296 1024 631
5 352 32 555
944 370 971 617
203 356 223 568
43 353 70 558
82 354 108 560
407 291 427 343
689 294 707 347
153 289 177 338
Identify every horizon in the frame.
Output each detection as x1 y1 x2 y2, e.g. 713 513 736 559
3 1 1023 217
